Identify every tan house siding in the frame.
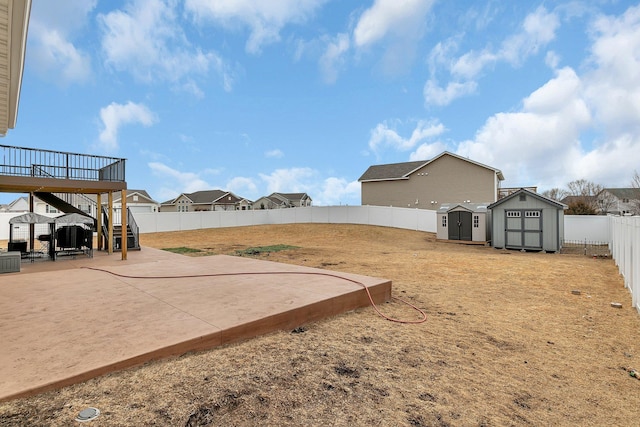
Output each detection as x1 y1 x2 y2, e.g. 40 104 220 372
361 153 501 208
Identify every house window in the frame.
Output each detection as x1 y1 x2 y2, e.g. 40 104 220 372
473 215 479 228
623 198 629 203
46 205 58 213
506 211 521 218
525 211 540 217
442 216 447 227
133 195 139 201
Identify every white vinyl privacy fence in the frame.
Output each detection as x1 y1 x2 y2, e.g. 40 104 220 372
2 207 638 310
610 216 640 311
132 206 437 234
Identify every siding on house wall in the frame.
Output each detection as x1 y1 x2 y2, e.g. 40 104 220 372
362 154 498 208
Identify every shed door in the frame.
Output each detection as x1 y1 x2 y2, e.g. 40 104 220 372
504 210 542 249
448 211 472 241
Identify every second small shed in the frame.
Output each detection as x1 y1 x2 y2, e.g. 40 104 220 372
436 203 490 243
488 188 566 252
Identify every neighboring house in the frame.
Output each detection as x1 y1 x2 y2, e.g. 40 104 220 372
560 195 599 214
358 151 504 208
101 190 160 222
597 188 640 215
498 187 537 199
102 189 160 214
30 190 157 217
1 196 29 212
254 192 313 210
160 190 249 212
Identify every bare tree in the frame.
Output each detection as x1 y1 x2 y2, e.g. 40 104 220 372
541 188 567 202
565 179 604 213
631 170 640 215
596 190 617 214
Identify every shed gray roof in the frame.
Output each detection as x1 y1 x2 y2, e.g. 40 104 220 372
358 151 504 182
489 188 567 209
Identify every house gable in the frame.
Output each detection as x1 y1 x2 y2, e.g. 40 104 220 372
360 151 504 208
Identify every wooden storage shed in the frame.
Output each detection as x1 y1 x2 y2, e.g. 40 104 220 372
488 188 566 252
436 203 490 243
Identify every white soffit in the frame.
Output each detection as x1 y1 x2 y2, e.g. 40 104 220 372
0 0 31 137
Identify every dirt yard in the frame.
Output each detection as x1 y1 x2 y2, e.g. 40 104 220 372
1 223 639 426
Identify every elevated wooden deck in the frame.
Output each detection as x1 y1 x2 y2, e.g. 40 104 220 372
0 144 126 195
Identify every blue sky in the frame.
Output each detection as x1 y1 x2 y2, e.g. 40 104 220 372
2 0 639 205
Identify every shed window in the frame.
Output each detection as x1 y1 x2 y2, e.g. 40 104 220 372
525 211 540 217
473 215 479 228
442 216 447 227
506 211 521 218
519 194 526 201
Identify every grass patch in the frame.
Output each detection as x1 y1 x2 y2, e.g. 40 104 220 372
235 244 299 256
162 247 203 254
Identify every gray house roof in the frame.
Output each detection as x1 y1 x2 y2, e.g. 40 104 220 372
489 188 567 210
603 188 640 200
275 192 311 202
358 151 505 182
162 190 237 205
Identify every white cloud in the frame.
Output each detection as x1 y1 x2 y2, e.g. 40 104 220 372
585 4 640 138
353 0 434 49
259 167 316 193
258 167 359 206
499 6 560 66
27 0 96 85
99 0 233 92
316 177 360 206
148 162 212 200
409 142 448 161
430 6 560 106
319 33 350 84
98 101 157 151
456 67 591 188
227 176 258 196
424 79 477 107
449 5 640 192
184 0 327 54
265 149 284 159
368 119 446 154
352 0 435 75
450 50 496 80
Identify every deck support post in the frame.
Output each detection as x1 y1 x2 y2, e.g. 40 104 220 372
108 192 113 254
121 189 127 260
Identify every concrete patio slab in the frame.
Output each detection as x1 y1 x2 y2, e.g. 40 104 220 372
0 247 391 402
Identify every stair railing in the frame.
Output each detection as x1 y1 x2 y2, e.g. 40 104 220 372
127 208 140 249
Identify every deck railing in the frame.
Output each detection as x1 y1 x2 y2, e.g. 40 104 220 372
0 144 126 182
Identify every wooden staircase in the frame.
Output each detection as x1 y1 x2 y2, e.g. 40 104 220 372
101 206 141 251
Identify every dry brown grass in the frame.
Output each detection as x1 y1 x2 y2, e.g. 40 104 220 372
1 223 640 426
